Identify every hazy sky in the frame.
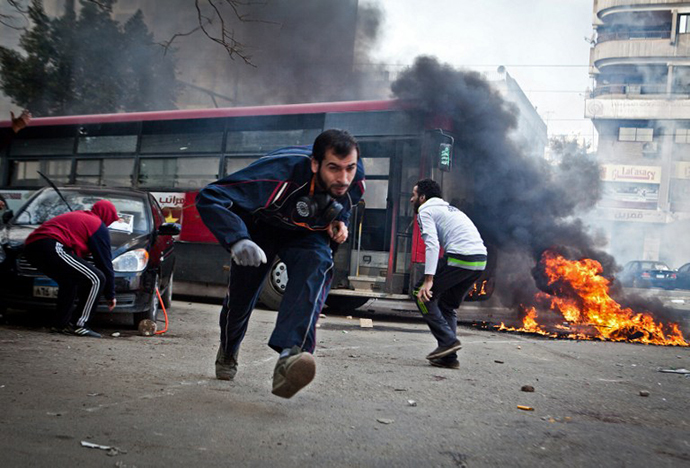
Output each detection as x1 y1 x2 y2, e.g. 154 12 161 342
372 0 596 146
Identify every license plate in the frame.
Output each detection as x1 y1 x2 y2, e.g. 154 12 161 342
33 278 59 298
656 274 665 279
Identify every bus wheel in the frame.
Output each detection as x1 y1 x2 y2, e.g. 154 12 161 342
325 295 369 312
259 259 287 311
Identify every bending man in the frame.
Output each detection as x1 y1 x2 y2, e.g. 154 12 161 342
411 179 487 369
196 129 365 398
24 200 119 337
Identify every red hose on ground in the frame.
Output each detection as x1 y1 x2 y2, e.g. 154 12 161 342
154 287 169 335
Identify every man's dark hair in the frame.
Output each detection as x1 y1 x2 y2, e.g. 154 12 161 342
416 178 442 200
312 129 359 163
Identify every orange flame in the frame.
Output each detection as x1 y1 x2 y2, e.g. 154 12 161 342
499 251 688 346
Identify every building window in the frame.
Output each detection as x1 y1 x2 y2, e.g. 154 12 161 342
675 129 690 143
680 14 690 34
619 127 653 142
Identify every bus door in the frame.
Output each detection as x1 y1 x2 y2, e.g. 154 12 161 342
339 137 421 297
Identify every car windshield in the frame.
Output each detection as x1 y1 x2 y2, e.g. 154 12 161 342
639 262 670 271
13 189 150 234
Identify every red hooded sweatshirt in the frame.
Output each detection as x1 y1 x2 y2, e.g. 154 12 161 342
25 200 119 299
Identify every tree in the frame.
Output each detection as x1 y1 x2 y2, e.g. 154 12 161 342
0 0 179 115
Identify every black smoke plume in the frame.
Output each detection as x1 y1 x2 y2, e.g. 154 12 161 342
391 56 611 266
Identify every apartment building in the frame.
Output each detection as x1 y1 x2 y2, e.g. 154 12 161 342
585 0 690 263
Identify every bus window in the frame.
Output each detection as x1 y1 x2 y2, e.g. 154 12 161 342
224 157 257 176
225 129 321 154
10 159 71 187
138 157 219 189
362 157 390 176
140 132 223 154
75 158 135 187
78 135 137 154
10 137 74 156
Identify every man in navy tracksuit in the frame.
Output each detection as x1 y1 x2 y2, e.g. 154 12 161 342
196 129 365 398
24 200 119 338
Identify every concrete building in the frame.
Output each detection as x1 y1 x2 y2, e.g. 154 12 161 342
585 0 690 265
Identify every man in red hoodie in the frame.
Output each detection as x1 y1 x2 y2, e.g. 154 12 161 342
23 200 120 338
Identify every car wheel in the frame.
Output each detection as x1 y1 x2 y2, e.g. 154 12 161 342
325 295 369 312
259 258 287 311
133 273 160 326
162 273 173 309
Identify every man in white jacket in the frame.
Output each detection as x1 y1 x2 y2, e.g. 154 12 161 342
411 179 487 369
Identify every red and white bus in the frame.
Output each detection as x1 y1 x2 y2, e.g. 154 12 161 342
0 100 494 311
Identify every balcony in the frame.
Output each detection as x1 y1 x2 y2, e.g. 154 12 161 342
595 0 680 19
591 35 690 71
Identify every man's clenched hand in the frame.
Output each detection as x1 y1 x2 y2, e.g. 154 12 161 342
230 239 267 267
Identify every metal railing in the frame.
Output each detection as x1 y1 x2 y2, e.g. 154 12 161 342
597 29 671 43
590 84 690 98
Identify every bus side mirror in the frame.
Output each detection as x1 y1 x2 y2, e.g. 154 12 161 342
439 143 453 172
2 210 13 224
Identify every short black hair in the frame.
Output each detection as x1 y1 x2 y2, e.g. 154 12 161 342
416 178 442 200
312 129 359 163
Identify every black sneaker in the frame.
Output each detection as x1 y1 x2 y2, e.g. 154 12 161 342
426 339 462 360
271 346 316 399
50 325 73 335
215 346 239 381
72 327 102 338
429 357 460 369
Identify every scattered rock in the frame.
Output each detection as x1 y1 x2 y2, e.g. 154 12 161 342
494 360 504 364
376 418 394 424
111 332 121 338
360 318 374 328
521 385 535 392
639 390 650 397
407 400 417 407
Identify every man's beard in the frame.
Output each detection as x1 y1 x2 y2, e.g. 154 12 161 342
316 168 350 198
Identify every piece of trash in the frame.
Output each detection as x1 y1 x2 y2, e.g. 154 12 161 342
315 323 321 328
319 314 327 319
111 332 120 338
376 418 394 424
407 400 417 407
521 385 535 392
346 316 353 320
517 346 521 350
639 390 650 397
46 412 62 416
342 331 349 334
348 354 358 358
517 405 534 411
87 393 102 397
494 360 504 364
360 318 374 328
80 441 126 456
394 388 407 392
659 368 690 374
432 375 447 381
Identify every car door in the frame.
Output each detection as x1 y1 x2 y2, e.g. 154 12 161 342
148 194 175 291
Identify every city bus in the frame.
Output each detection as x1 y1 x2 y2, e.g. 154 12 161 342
0 100 494 311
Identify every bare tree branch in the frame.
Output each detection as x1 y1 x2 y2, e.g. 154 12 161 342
1 0 29 30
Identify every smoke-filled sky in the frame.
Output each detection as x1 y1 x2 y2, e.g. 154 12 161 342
372 0 595 147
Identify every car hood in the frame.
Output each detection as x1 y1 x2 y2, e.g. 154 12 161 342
2 224 150 257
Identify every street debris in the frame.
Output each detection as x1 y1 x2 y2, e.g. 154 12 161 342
346 316 353 320
432 375 447 381
360 318 373 328
521 385 535 392
407 400 417 407
111 332 121 338
80 441 126 456
138 319 156 336
319 314 327 319
658 368 690 374
342 331 349 334
639 390 650 397
376 418 394 424
494 360 504 364
517 405 534 411
87 393 102 397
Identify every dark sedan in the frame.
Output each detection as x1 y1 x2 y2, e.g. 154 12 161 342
0 187 179 326
618 260 676 290
675 263 690 290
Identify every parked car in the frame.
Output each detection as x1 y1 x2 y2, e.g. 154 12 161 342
0 187 179 326
618 260 676 289
675 263 690 290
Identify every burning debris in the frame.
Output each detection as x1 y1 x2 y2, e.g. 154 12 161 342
498 250 688 346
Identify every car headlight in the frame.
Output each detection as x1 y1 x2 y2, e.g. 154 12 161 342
112 249 149 272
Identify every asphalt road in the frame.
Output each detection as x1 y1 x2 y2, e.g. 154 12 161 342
0 300 688 467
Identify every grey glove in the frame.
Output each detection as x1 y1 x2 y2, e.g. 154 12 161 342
230 239 267 267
